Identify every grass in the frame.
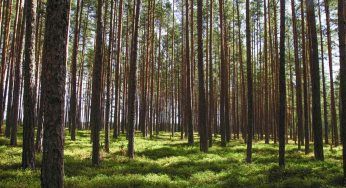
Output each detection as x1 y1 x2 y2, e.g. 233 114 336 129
0 129 344 187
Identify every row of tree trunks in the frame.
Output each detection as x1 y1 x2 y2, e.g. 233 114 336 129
0 0 344 182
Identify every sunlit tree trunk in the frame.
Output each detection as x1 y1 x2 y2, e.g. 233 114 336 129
127 0 141 159
22 0 37 169
10 0 24 146
69 0 82 141
91 0 104 165
113 0 123 139
0 0 13 134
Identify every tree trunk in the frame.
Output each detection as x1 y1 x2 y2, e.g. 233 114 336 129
5 0 22 139
10 1 25 146
113 0 123 139
40 0 69 186
301 0 310 154
219 0 227 147
338 0 345 179
245 0 253 163
127 0 141 159
185 0 193 145
306 0 324 161
291 0 303 149
278 0 286 167
325 0 338 146
317 0 328 145
197 0 207 152
91 0 104 165
0 0 13 134
208 0 214 147
22 0 37 169
69 0 82 141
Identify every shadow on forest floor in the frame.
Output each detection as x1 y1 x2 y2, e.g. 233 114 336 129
0 130 345 187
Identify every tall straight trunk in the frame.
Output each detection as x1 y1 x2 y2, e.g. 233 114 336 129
197 0 207 152
127 0 141 159
0 0 13 133
156 22 162 136
149 1 155 137
301 0 309 154
208 0 213 146
100 0 108 133
268 0 274 144
338 0 345 178
224 7 230 143
324 0 338 146
317 0 328 145
10 1 24 146
185 0 193 145
219 0 226 147
139 27 145 136
264 0 269 144
5 0 22 138
170 0 174 137
236 0 246 141
273 0 279 144
180 2 186 138
105 0 115 152
113 0 123 139
139 1 151 138
189 0 195 135
91 0 104 165
34 0 44 152
33 0 42 131
231 13 237 140
77 5 87 130
278 0 286 167
69 0 82 141
149 0 155 137
22 0 37 169
306 0 324 161
121 4 130 135
291 0 303 149
245 0 253 163
40 0 69 185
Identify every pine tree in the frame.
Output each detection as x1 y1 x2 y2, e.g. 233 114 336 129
40 0 69 186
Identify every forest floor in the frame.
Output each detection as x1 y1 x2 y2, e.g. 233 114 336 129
0 130 344 187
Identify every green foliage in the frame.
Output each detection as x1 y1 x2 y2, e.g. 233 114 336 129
0 130 344 187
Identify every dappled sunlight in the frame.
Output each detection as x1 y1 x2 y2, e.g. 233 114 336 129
0 130 344 187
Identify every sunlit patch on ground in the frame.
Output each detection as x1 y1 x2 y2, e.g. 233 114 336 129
0 129 344 187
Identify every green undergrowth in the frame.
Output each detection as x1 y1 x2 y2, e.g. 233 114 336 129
0 129 344 187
